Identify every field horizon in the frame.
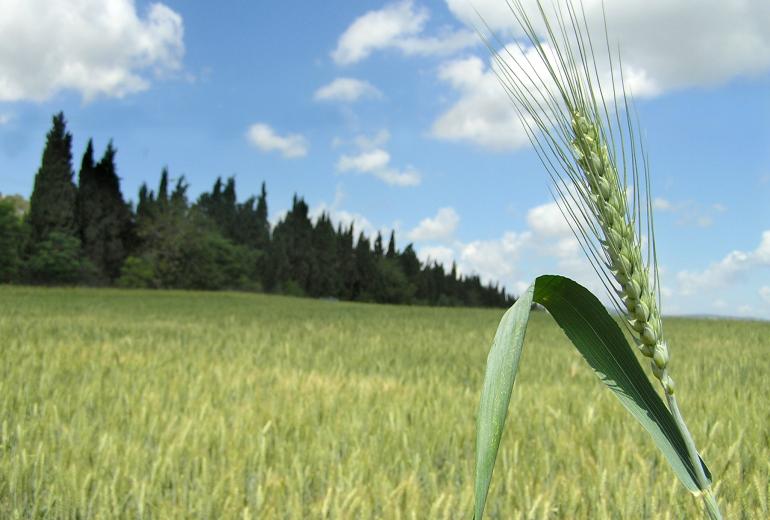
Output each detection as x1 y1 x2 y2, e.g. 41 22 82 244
1 286 768 518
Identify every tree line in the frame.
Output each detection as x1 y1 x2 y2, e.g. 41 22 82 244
0 112 515 308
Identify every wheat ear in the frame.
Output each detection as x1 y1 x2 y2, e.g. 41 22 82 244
476 0 722 516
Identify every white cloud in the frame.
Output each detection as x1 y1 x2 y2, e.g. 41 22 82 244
408 207 459 242
435 1 770 151
373 168 421 187
410 198 596 298
445 0 770 92
0 0 184 101
314 77 382 102
246 123 308 159
0 113 11 125
335 130 421 187
654 197 673 211
418 245 456 267
526 201 572 237
457 232 530 284
332 0 475 65
431 43 568 151
431 55 530 150
676 230 770 295
337 149 390 173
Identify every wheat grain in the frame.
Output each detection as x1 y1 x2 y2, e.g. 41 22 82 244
478 0 722 516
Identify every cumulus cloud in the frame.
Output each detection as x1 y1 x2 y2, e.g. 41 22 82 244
410 199 597 298
0 0 184 101
676 230 770 295
445 0 770 91
332 0 475 65
335 130 421 187
408 207 459 242
314 77 382 102
431 43 569 150
653 197 673 211
372 168 421 187
246 123 308 159
435 0 770 151
418 245 456 267
431 55 530 150
456 232 530 285
337 149 390 173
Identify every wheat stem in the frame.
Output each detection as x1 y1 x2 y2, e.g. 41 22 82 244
479 1 722 516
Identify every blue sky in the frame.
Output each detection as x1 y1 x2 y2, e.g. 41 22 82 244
1 0 768 318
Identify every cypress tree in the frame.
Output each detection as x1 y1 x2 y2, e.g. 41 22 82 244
354 232 376 300
28 112 78 242
309 213 340 297
386 230 397 259
373 232 384 258
282 196 315 292
336 223 356 300
76 141 132 281
399 244 421 281
254 182 270 251
157 168 169 208
97 142 132 280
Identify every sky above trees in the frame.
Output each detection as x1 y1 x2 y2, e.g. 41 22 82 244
0 0 768 318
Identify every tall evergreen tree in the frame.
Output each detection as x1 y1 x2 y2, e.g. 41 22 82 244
28 112 78 242
263 228 290 292
157 168 169 209
336 223 356 300
373 232 384 258
76 141 133 281
399 244 421 281
386 230 397 259
254 182 270 251
279 195 315 292
309 213 340 297
354 232 376 300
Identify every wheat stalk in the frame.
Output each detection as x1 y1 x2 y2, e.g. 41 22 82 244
476 0 721 516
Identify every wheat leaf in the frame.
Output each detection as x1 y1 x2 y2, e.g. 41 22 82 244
473 274 710 519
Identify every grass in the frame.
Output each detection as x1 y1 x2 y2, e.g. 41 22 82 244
0 286 768 518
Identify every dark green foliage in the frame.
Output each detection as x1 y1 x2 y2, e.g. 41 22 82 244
117 256 155 288
268 196 316 293
0 194 29 216
386 230 397 259
376 257 414 303
177 229 256 290
0 200 25 282
373 232 384 258
336 223 357 300
354 233 376 300
76 141 133 282
28 112 78 242
28 231 89 284
309 213 341 297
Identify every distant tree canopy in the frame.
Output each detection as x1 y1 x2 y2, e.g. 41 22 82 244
1 112 516 308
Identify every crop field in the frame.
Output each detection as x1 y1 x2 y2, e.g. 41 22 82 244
0 286 768 519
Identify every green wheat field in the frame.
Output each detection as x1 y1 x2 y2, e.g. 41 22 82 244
1 286 768 519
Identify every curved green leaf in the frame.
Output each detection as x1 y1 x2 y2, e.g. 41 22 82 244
473 275 710 519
